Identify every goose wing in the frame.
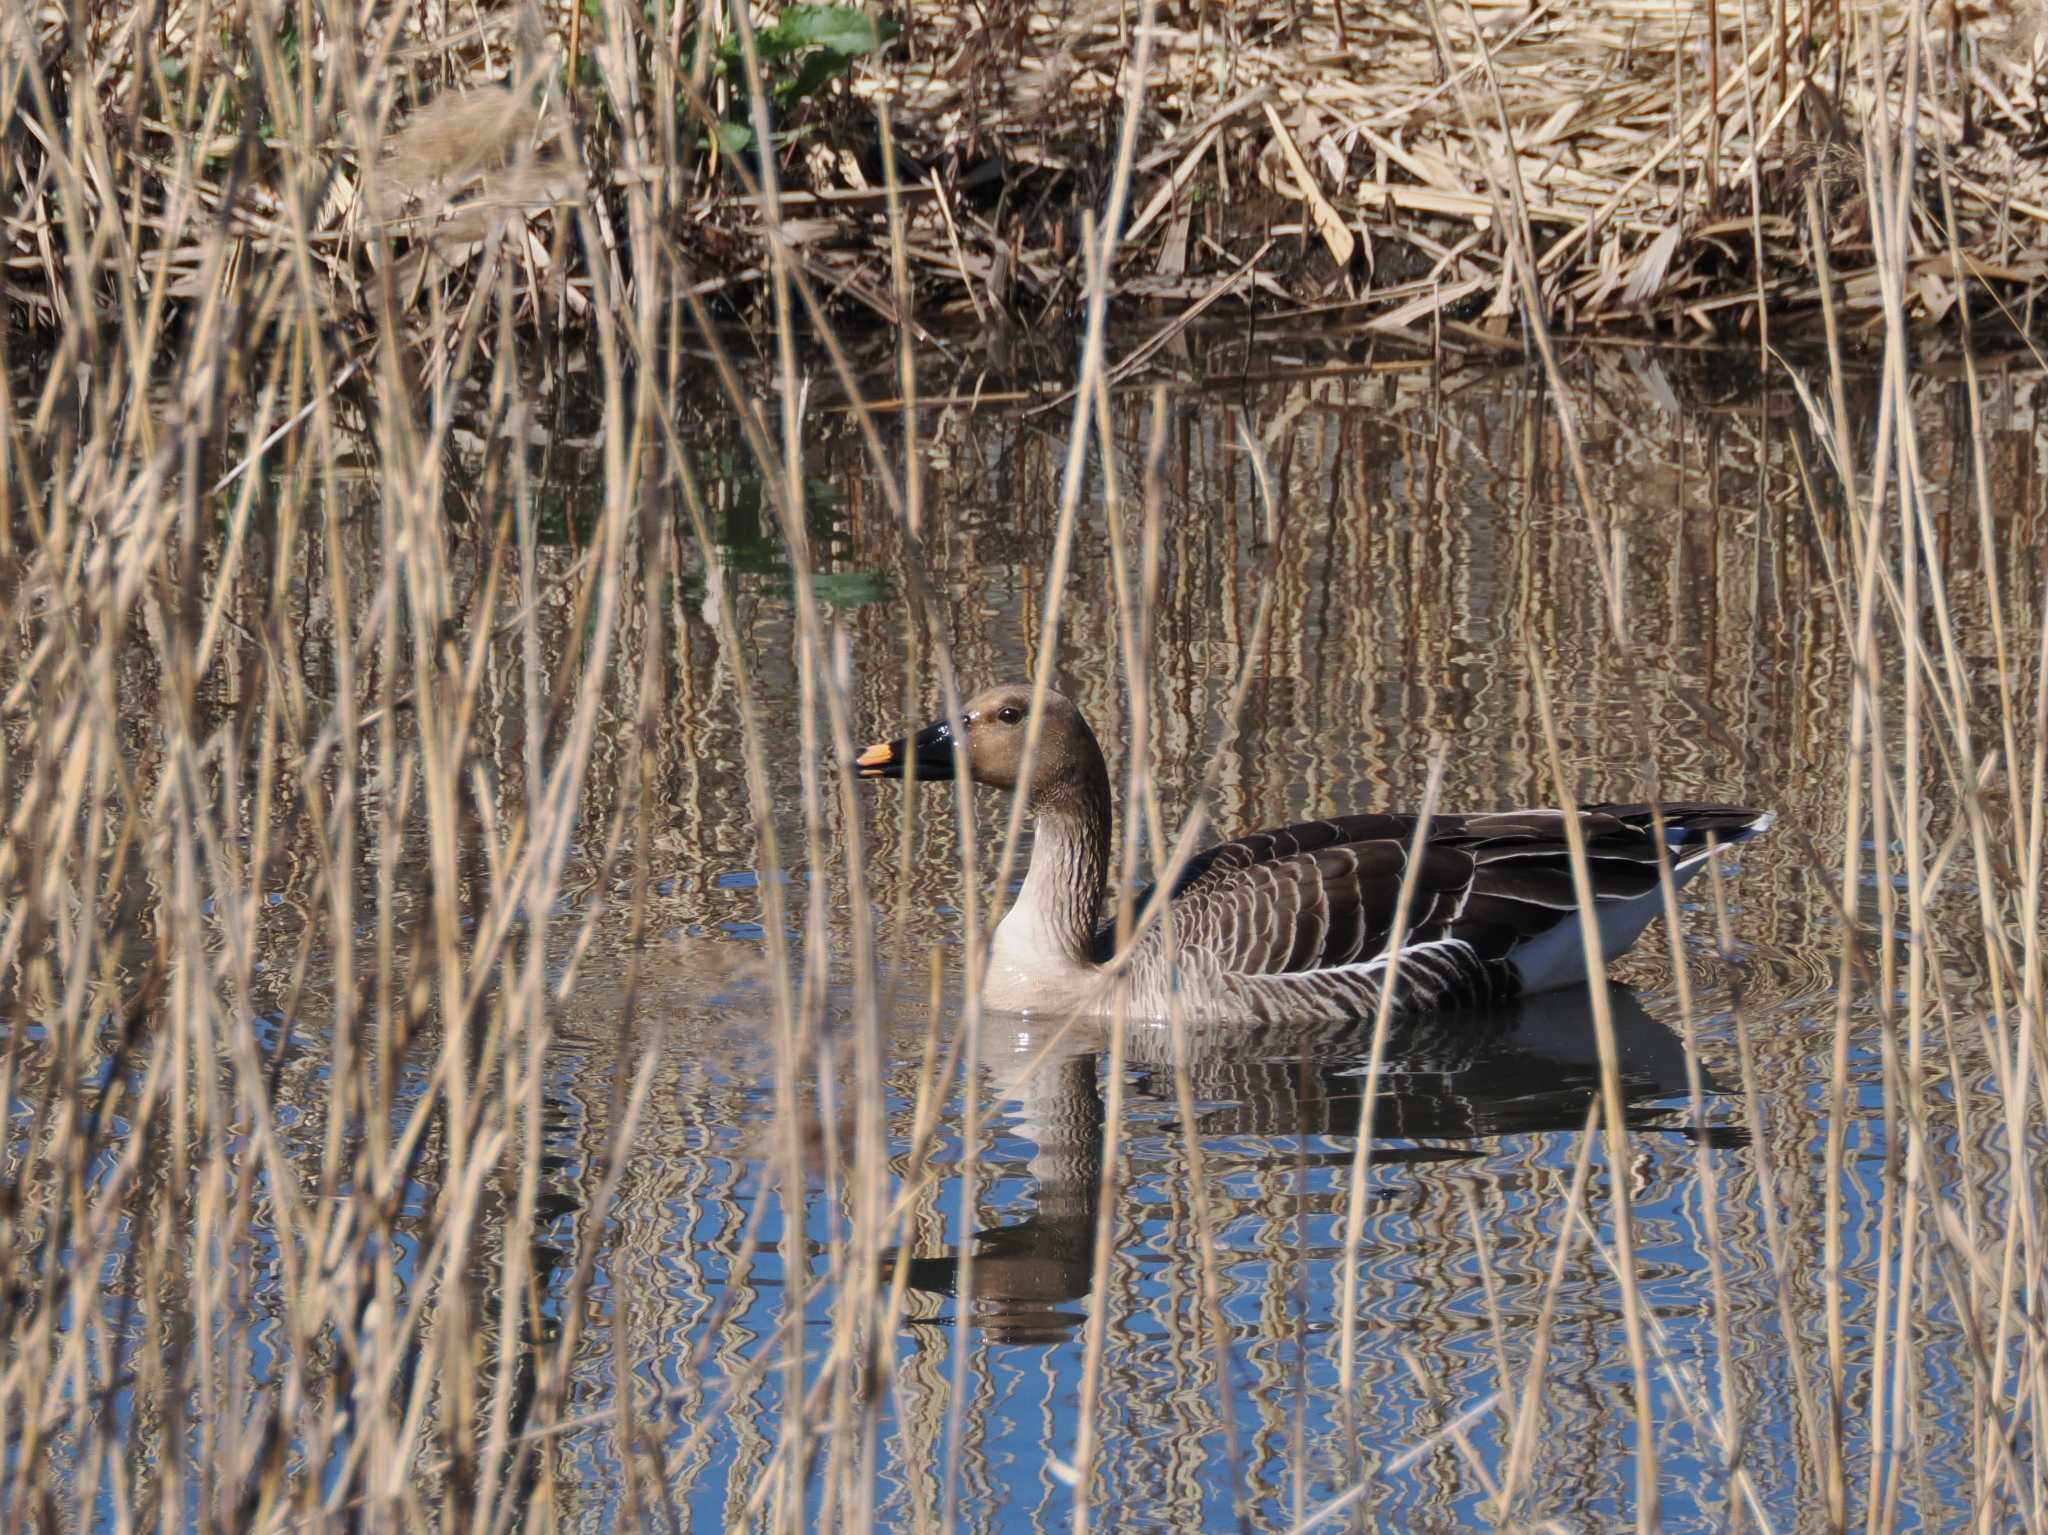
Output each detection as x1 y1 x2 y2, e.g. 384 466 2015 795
1158 836 1474 978
1119 803 1767 981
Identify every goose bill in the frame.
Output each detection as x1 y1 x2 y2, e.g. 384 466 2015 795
856 719 959 780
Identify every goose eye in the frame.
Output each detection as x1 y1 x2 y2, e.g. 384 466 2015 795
995 705 1023 725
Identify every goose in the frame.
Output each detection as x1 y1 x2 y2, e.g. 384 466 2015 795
857 684 1772 1024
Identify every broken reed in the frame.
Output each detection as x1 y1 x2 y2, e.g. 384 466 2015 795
8 0 2048 350
2 1 2046 1532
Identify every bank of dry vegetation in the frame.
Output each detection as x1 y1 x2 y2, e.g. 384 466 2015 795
6 0 2048 348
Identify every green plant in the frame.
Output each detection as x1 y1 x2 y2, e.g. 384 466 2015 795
687 5 899 153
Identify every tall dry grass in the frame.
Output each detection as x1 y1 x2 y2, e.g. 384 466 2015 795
9 0 2048 340
0 0 2043 1532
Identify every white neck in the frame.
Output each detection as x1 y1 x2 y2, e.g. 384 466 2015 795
983 789 1111 1014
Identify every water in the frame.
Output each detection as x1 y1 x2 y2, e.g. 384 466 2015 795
11 332 2047 1531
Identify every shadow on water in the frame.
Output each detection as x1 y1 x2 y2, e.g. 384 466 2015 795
896 984 1737 1344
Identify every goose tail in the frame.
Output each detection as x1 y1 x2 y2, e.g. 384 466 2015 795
1504 802 1772 994
1603 802 1775 872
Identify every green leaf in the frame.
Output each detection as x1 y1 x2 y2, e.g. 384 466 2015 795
776 48 850 107
774 5 897 57
710 120 755 154
717 29 784 64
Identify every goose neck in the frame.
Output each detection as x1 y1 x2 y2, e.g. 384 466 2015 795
985 766 1113 1005
1021 789 1111 962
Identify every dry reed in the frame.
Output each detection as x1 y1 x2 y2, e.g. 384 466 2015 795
10 0 2048 345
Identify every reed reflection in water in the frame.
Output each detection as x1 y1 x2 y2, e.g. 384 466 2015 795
520 346 2039 1531
11 337 2044 1532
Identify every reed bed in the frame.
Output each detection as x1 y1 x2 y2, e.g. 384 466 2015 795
876 0 2048 337
8 0 2048 341
1 0 2046 1530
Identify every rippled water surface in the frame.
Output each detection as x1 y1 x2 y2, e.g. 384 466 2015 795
18 333 2048 1531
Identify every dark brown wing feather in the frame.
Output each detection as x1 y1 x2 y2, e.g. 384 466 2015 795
1168 841 1479 978
1111 802 1768 980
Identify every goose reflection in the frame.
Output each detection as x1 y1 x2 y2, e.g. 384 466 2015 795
897 984 1727 1343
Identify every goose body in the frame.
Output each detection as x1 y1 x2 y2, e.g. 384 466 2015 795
858 686 1772 1024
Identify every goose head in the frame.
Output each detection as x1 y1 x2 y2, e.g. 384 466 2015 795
856 685 1105 803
